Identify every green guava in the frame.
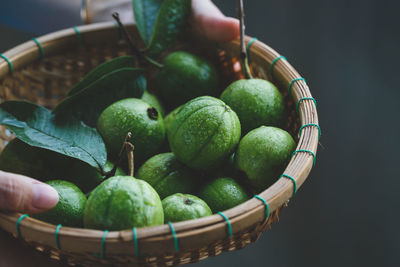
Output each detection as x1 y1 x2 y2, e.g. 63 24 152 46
220 79 285 134
162 193 212 222
235 126 296 191
32 180 87 227
97 98 166 163
199 177 250 213
136 152 201 199
156 51 219 110
166 96 241 170
83 176 164 231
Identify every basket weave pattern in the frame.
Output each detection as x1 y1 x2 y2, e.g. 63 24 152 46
0 22 318 266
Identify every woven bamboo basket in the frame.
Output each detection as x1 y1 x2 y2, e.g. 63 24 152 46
0 22 319 266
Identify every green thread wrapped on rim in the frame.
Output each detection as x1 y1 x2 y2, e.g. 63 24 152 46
299 123 321 140
32 38 45 59
292 149 316 166
269 55 286 78
246 37 258 58
296 97 317 114
0 54 13 74
280 174 297 196
217 212 232 238
288 77 307 95
16 214 28 238
254 195 270 220
95 230 108 259
55 224 62 250
73 26 83 46
133 227 139 257
167 222 179 252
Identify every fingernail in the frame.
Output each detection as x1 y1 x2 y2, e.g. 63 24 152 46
32 184 59 210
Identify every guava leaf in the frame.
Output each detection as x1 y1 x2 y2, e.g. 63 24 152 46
53 68 146 127
0 101 107 169
132 0 163 45
67 56 136 96
147 0 192 55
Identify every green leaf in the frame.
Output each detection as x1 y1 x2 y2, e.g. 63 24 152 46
53 68 146 127
0 101 107 169
132 0 163 45
67 56 136 96
147 0 192 55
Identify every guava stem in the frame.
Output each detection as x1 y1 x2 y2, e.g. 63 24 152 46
238 0 253 79
105 132 133 179
126 142 135 177
112 13 164 69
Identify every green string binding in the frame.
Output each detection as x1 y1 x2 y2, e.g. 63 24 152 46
217 212 232 238
55 224 62 250
269 55 287 78
292 149 316 166
288 77 307 96
299 123 321 140
280 174 297 196
16 214 29 238
32 38 45 60
133 227 139 257
73 26 83 46
167 222 179 252
254 195 270 220
246 37 258 59
95 230 108 259
0 54 13 74
296 97 317 114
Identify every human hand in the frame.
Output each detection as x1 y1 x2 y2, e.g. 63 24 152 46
84 0 239 42
0 171 59 214
191 0 239 42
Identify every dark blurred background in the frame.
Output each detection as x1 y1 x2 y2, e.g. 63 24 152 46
0 0 399 266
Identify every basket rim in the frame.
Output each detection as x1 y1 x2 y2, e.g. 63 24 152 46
0 22 319 256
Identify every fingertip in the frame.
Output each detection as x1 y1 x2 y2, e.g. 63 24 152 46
221 17 240 41
196 16 240 43
31 183 59 213
192 0 240 42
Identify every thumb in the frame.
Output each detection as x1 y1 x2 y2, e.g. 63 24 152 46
0 171 59 214
192 0 240 42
